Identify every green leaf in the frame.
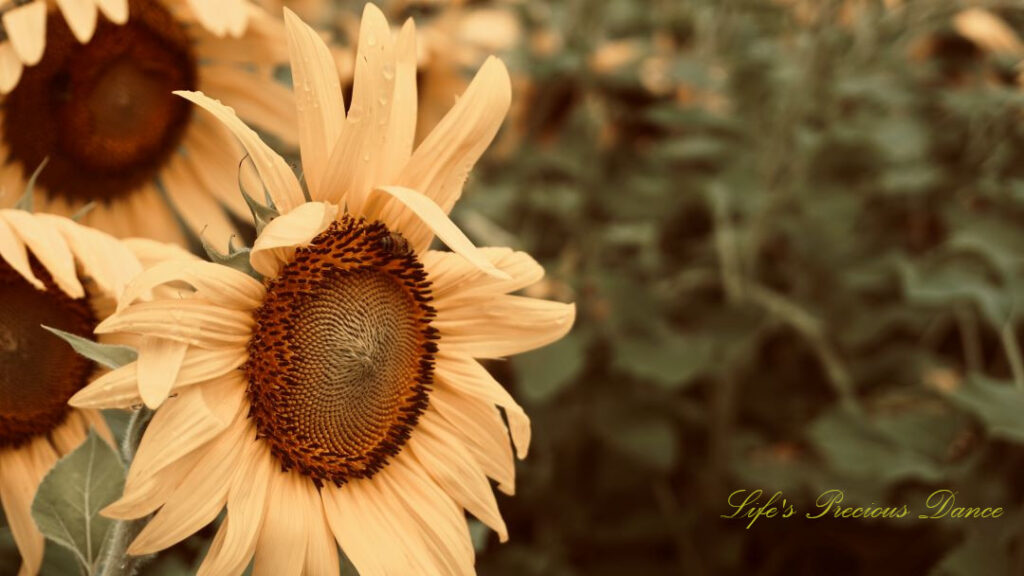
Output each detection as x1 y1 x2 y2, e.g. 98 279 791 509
600 416 678 472
14 157 48 212
808 407 944 484
31 430 126 574
513 333 584 404
947 376 1024 444
616 331 714 389
42 326 138 370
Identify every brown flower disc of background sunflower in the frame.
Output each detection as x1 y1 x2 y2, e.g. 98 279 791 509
2 0 197 204
0 260 95 448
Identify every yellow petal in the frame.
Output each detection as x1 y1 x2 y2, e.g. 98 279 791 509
318 3 395 211
137 336 190 409
96 300 253 348
175 90 304 213
283 7 344 201
250 201 337 278
371 186 509 279
55 0 98 44
70 347 246 409
0 43 24 93
253 471 310 576
435 352 532 458
0 214 41 288
3 1 46 65
435 296 575 359
199 64 298 146
385 57 512 250
197 440 272 576
95 0 128 24
127 414 248 555
410 412 508 541
118 259 265 313
1 210 83 298
430 383 516 493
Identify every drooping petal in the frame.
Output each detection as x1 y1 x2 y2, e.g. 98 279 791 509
137 336 190 409
1 209 83 297
0 43 24 93
423 247 544 304
126 376 244 489
0 215 41 288
95 0 128 24
0 437 58 576
250 201 337 278
175 90 304 213
430 383 516 493
370 186 509 279
283 8 344 201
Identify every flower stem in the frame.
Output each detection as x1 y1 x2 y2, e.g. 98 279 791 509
98 408 152 576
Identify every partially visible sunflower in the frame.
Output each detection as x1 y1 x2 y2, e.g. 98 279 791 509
0 0 128 92
0 208 143 576
0 0 295 247
71 5 574 575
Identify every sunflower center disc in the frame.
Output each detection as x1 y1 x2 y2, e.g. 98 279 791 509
0 261 95 448
245 217 438 487
2 0 197 203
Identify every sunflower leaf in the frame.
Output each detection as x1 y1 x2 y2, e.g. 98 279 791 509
14 157 48 212
42 326 138 369
201 238 262 280
31 430 126 575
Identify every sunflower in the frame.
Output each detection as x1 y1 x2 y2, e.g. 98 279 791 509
0 207 144 576
70 5 574 574
0 0 295 247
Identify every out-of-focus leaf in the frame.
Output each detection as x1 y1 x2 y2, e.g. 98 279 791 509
615 331 713 388
808 408 944 484
598 415 677 472
946 376 1024 444
31 430 126 574
515 333 585 404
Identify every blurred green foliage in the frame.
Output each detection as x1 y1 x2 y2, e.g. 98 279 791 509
453 0 1024 574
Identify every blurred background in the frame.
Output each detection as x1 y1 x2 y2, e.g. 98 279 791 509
11 0 1024 574
414 0 1024 574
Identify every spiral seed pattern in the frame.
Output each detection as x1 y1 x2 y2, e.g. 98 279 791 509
245 216 437 487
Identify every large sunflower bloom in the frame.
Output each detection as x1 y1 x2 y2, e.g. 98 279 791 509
0 0 295 247
0 208 144 576
71 5 574 574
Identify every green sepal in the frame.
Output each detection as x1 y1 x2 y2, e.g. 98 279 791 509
42 326 138 370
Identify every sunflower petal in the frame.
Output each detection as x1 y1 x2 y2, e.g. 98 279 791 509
175 90 303 213
283 8 344 201
371 186 509 279
250 201 337 279
3 1 46 65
